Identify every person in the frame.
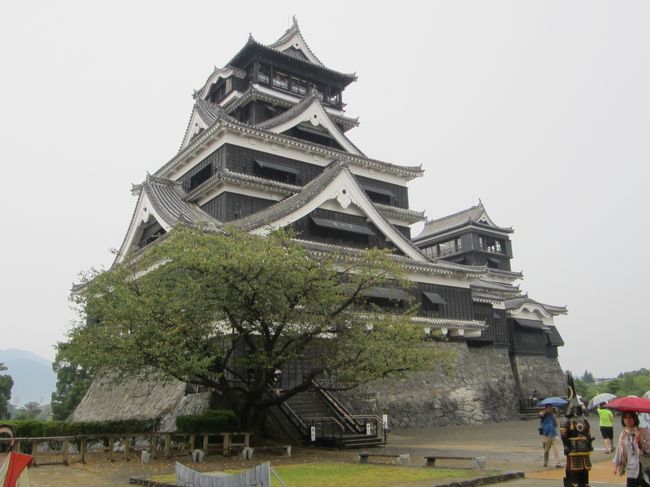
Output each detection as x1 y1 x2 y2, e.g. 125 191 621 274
597 404 615 453
561 405 594 487
0 424 32 487
272 368 282 395
540 404 564 467
613 411 650 487
639 412 650 431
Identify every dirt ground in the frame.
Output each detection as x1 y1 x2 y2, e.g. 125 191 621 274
28 445 358 486
26 418 625 487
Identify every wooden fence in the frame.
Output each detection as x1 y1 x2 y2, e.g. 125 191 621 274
14 432 250 466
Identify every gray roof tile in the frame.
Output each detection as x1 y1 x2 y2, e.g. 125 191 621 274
415 201 513 241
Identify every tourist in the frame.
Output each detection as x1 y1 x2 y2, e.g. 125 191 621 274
613 412 650 487
639 412 650 431
0 424 32 487
597 404 615 453
539 404 563 467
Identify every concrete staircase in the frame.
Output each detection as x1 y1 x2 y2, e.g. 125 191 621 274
278 388 385 448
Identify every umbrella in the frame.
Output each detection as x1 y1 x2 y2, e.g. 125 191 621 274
537 396 568 408
643 391 650 399
587 393 616 410
603 396 650 413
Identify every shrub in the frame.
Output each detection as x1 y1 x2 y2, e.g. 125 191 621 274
3 418 160 438
176 410 239 433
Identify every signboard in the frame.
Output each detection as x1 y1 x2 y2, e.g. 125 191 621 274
310 426 316 442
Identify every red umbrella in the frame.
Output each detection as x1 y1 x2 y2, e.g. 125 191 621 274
604 396 650 413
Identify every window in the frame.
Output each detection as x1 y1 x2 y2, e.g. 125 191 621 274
438 240 455 256
422 292 446 313
422 245 437 258
363 187 392 205
290 77 307 95
272 71 289 90
327 92 341 105
257 64 270 84
254 159 298 185
241 107 251 124
479 236 505 254
209 81 227 103
429 237 462 257
189 164 212 190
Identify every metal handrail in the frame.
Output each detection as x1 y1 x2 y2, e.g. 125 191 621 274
303 416 345 431
266 386 309 436
313 379 366 433
305 416 344 444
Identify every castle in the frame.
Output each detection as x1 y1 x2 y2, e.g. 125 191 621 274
72 19 567 438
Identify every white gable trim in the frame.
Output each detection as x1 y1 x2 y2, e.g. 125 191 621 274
180 109 210 151
509 304 553 321
252 84 347 117
266 100 362 156
199 66 245 100
477 210 497 227
271 31 323 66
116 190 171 264
249 169 427 262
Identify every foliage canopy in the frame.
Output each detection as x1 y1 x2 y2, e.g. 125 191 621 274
50 345 94 421
0 362 13 420
62 226 451 428
575 368 650 403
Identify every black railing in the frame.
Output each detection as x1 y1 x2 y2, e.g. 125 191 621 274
304 416 345 444
313 379 365 434
312 380 386 445
267 386 309 438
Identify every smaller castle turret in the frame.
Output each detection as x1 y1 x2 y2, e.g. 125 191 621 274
413 201 514 271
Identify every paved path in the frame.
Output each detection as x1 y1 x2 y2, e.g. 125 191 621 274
387 418 623 487
26 418 624 487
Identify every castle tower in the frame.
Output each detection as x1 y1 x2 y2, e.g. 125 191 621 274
74 20 568 430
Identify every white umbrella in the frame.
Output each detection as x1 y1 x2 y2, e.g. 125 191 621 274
643 390 650 399
587 392 616 409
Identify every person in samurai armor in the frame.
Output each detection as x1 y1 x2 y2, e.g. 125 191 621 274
561 372 594 487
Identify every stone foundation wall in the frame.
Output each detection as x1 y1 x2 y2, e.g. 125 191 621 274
338 342 564 427
514 354 566 399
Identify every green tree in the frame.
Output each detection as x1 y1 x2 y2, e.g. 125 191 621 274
51 345 94 420
0 363 13 420
582 370 595 383
61 227 451 431
14 401 41 420
574 377 598 402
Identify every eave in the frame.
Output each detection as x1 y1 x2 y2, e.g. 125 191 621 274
223 84 359 132
154 116 424 181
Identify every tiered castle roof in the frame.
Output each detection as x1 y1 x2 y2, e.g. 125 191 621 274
108 20 566 344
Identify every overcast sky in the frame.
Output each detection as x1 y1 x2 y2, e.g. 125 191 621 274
1 1 648 379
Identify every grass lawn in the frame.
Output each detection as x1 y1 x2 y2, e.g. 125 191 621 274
150 462 478 487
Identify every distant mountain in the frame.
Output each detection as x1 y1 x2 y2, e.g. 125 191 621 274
0 349 56 406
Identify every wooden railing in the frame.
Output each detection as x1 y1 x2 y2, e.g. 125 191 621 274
14 431 250 465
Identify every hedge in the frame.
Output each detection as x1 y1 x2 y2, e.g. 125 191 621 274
1 418 160 437
1 410 239 438
176 410 239 433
